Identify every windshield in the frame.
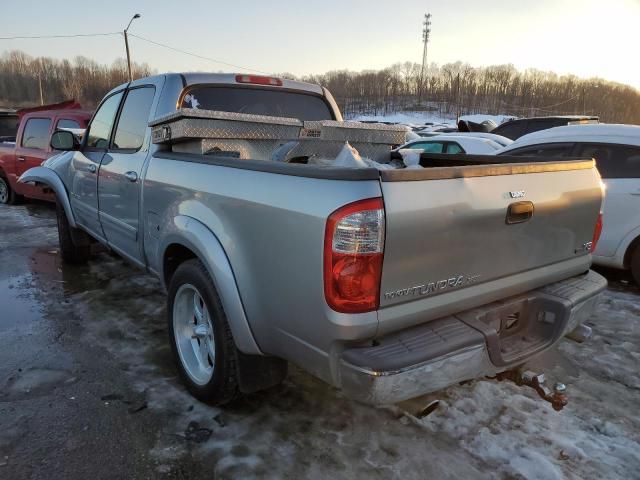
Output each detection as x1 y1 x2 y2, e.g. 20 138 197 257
180 86 334 121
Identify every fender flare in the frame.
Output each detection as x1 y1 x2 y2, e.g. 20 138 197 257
19 166 77 228
159 215 262 355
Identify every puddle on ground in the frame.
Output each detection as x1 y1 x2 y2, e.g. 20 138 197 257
1 367 75 401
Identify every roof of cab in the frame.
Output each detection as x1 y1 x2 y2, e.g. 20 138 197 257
105 72 324 98
500 124 640 151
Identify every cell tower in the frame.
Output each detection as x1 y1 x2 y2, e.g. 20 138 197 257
419 13 432 103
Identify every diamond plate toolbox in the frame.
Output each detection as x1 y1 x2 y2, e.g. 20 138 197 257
150 109 303 144
300 120 407 145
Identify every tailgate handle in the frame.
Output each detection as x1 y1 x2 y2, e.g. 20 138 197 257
506 201 534 224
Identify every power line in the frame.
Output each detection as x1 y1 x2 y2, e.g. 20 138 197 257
0 32 121 40
128 33 270 74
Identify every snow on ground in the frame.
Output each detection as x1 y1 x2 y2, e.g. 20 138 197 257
15 201 638 479
349 111 515 128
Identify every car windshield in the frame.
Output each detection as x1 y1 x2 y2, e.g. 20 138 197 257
180 86 334 121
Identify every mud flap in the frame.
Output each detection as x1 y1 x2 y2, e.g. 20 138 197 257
236 351 288 394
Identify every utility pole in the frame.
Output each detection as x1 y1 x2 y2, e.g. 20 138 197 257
418 13 432 104
124 14 141 82
38 73 44 105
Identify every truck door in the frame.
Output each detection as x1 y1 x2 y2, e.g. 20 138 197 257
70 90 124 238
14 117 52 199
97 86 156 264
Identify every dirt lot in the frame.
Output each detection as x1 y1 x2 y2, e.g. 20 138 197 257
1 203 638 480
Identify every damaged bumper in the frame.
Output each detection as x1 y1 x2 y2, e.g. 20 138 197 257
339 270 607 405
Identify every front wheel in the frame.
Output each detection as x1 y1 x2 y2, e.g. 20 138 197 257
168 259 240 405
0 176 20 205
631 245 640 287
56 201 91 264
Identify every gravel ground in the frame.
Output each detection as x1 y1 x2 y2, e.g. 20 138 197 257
0 203 638 480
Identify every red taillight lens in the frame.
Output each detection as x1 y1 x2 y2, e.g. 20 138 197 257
324 198 385 313
591 213 603 253
235 74 283 86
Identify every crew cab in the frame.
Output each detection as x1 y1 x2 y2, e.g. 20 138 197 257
20 73 607 406
0 107 91 204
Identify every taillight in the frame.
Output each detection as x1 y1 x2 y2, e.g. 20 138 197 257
591 213 603 253
235 74 283 86
324 198 385 313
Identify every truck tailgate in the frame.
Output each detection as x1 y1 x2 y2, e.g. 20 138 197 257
378 160 602 329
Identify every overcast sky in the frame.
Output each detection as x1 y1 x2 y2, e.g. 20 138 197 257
2 0 639 88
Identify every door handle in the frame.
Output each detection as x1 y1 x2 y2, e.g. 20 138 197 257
124 171 138 182
506 201 534 224
17 156 25 162
87 164 97 173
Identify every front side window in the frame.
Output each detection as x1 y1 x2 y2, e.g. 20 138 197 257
21 118 51 149
113 87 156 150
86 91 124 149
577 144 640 178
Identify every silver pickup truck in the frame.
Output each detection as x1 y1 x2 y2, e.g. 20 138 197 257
20 73 607 407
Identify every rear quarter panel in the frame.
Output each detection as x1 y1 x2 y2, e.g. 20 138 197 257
143 157 381 378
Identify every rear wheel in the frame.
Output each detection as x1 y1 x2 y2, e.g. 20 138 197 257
0 176 21 205
56 201 91 264
631 246 640 287
168 259 240 405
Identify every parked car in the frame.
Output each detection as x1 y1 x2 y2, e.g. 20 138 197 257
0 107 91 203
393 135 505 155
20 73 606 406
410 131 513 148
496 124 640 285
491 115 599 140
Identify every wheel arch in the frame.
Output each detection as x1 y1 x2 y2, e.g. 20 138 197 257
623 233 640 268
159 215 262 355
18 166 77 228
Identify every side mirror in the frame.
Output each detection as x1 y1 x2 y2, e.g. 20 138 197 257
51 130 79 151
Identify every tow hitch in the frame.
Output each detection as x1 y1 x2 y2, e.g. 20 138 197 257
496 370 568 411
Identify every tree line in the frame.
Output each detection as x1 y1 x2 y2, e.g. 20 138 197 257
296 62 640 124
1 50 639 125
0 50 152 109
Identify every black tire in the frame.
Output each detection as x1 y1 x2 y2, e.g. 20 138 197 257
167 258 241 405
0 175 21 205
631 245 640 287
56 201 91 264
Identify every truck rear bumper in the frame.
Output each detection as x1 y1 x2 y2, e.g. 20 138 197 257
339 270 607 405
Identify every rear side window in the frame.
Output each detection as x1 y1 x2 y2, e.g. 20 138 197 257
22 118 51 149
446 142 465 154
180 86 334 121
87 91 124 149
113 87 156 150
57 119 81 130
501 143 574 159
576 144 640 178
493 121 527 140
409 142 445 153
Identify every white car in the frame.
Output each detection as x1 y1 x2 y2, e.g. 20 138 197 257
496 124 640 284
394 135 504 155
418 131 514 148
